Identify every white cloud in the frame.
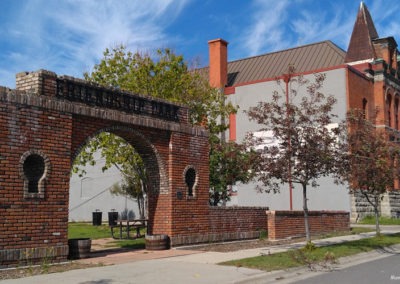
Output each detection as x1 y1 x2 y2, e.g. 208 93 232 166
237 0 355 57
290 5 354 49
240 0 291 56
368 0 400 39
0 0 190 87
236 0 394 59
1 0 400 89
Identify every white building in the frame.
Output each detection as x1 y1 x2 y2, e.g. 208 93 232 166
69 152 140 222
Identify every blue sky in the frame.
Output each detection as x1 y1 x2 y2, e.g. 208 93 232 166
1 0 400 88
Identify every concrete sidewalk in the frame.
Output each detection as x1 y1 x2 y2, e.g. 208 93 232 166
1 225 400 284
166 225 400 265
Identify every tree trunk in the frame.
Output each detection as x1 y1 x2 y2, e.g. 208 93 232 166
374 195 381 236
138 196 145 219
302 184 311 242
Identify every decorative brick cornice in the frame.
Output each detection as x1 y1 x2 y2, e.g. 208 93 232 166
0 90 208 137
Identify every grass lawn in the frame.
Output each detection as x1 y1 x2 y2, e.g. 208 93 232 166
359 216 400 225
68 222 145 249
68 222 112 239
221 233 400 272
349 226 374 234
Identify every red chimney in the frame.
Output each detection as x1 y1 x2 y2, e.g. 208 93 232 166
208 39 228 88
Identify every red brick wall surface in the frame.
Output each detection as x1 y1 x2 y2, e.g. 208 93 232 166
0 101 72 266
209 207 268 233
267 210 350 240
171 206 268 246
169 132 210 236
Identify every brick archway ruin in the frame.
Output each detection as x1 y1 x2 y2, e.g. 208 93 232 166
0 70 210 266
72 125 171 235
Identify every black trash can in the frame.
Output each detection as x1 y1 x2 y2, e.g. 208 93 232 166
108 211 118 226
92 211 102 226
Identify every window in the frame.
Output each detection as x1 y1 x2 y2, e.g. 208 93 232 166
387 94 392 127
395 98 399 130
20 150 50 199
23 154 45 193
362 98 368 119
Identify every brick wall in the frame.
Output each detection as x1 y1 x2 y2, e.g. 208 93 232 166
267 210 350 240
0 93 72 267
209 207 267 234
0 70 210 266
171 206 268 246
168 132 210 237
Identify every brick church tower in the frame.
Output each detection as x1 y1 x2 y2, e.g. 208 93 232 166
345 2 400 219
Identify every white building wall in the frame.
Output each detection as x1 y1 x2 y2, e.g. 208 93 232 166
226 68 351 211
69 153 140 222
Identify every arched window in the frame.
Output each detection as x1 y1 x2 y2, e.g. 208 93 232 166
387 94 392 127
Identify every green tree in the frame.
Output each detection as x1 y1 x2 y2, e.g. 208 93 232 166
111 162 147 220
245 72 342 242
338 110 398 235
209 141 258 206
74 45 250 205
73 132 148 217
82 46 232 129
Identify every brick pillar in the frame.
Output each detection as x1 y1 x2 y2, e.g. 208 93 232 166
16 70 57 96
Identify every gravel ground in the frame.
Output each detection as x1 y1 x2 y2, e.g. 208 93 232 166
182 237 305 252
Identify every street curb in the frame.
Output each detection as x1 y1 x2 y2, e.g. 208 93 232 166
234 244 400 284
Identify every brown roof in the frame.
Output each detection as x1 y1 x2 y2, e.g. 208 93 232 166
226 41 346 86
345 2 378 63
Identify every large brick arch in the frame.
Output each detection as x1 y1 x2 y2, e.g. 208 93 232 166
0 70 210 266
71 124 171 234
71 125 169 194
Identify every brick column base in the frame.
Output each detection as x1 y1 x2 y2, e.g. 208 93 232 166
0 245 69 268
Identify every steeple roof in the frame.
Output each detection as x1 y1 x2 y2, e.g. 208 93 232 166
345 2 379 63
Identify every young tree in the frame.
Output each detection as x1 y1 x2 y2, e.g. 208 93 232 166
73 132 148 218
74 45 250 205
111 162 147 219
338 110 398 235
245 72 342 242
209 140 258 206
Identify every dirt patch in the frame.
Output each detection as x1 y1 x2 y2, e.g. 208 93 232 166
91 237 120 250
180 230 359 252
0 238 121 280
181 237 306 252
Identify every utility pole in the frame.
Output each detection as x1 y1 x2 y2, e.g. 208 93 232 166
283 73 293 211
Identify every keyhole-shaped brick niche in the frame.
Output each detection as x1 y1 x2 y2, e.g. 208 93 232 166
20 150 50 198
184 166 197 197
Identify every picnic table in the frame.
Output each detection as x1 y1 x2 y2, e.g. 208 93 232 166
110 219 147 239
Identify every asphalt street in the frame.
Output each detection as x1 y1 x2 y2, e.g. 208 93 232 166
295 252 400 284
